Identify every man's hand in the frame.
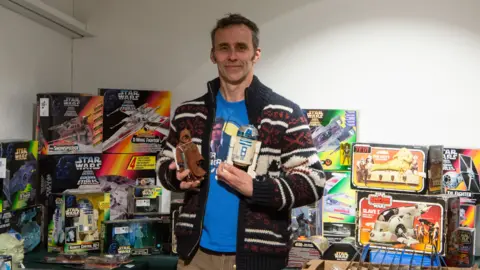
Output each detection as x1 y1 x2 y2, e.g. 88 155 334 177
216 162 253 197
168 162 200 190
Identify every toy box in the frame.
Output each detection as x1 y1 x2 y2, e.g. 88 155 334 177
101 218 168 256
446 227 475 267
427 145 443 194
0 205 43 253
127 186 162 217
442 148 480 199
0 140 38 211
38 154 102 204
352 143 429 194
287 239 324 268
356 191 459 256
303 109 357 171
321 172 356 243
46 193 64 252
63 190 110 252
97 153 157 219
36 93 103 155
99 89 170 154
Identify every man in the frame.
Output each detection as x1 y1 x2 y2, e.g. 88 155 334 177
156 13 325 270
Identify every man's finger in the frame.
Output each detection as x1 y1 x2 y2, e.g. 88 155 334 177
180 181 192 190
217 167 236 183
177 169 190 180
168 162 177 170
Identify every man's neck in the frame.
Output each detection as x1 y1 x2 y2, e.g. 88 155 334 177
219 74 253 102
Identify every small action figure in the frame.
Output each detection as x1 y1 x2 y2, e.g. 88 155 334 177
134 226 145 249
175 129 206 181
226 125 261 178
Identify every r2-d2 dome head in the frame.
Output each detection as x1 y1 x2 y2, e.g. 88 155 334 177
237 125 259 140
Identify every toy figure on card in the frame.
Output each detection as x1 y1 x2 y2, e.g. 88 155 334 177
175 129 206 181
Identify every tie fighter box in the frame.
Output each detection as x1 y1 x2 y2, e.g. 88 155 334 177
36 93 103 155
356 191 459 256
351 143 442 194
98 89 171 154
302 109 357 172
0 140 38 211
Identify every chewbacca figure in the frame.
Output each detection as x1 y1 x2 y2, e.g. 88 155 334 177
175 128 206 181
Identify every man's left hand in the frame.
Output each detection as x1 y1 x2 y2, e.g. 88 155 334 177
217 162 253 197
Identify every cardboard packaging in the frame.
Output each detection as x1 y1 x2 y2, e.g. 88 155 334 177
0 205 43 253
99 89 170 154
303 109 357 172
355 191 459 256
0 140 38 211
36 93 103 155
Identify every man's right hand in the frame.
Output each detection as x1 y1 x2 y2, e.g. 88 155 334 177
168 162 201 190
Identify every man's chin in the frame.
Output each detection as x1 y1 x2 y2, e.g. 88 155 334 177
222 74 248 85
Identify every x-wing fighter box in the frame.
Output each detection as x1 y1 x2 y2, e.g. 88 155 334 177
0 205 44 253
302 109 357 171
442 147 480 255
36 93 103 155
63 189 110 252
0 140 38 211
321 172 356 243
99 89 170 154
351 143 443 194
97 153 158 220
356 191 459 256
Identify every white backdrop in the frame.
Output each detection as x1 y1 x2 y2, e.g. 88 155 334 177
72 0 480 148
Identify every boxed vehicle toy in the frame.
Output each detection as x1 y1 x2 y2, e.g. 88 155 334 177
63 190 110 252
127 186 162 217
99 89 170 154
321 172 356 243
0 205 43 253
0 140 38 210
356 191 459 255
101 218 168 256
39 153 103 204
352 143 429 194
97 153 157 220
36 93 103 155
303 109 357 171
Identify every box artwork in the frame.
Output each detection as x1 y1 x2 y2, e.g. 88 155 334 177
442 148 480 200
39 154 102 204
0 205 43 253
322 172 356 243
99 89 170 154
352 143 428 194
63 190 110 252
0 140 38 211
303 109 357 171
446 227 475 267
101 218 167 256
36 93 103 155
97 153 157 220
46 193 64 252
356 191 459 255
127 186 162 216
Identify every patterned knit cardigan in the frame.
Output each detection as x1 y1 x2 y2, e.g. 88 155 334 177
156 75 325 270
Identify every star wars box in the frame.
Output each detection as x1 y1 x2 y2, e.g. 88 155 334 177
0 205 43 253
46 193 64 252
446 227 475 267
99 89 170 154
101 218 169 256
127 186 162 217
0 140 38 211
38 153 103 205
36 93 103 155
303 109 357 171
356 191 459 256
351 143 435 194
321 172 356 243
97 153 158 220
63 190 110 252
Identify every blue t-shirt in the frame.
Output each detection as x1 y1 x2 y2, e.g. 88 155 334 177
199 91 249 252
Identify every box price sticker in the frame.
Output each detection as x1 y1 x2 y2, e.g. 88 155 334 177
114 226 130 234
128 156 155 170
136 199 150 207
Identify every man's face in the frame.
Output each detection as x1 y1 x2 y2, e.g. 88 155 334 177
211 24 261 85
212 123 223 141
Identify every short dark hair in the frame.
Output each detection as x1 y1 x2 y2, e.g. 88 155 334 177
211 13 259 49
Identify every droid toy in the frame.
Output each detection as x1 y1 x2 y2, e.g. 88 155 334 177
226 125 262 178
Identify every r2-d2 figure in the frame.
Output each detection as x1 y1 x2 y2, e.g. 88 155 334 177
226 125 261 178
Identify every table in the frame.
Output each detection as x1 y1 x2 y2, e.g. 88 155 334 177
23 249 178 270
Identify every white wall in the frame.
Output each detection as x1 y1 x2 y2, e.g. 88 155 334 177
73 0 480 148
0 0 73 140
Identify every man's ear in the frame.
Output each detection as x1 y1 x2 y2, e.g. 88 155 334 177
252 47 261 63
210 48 216 63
